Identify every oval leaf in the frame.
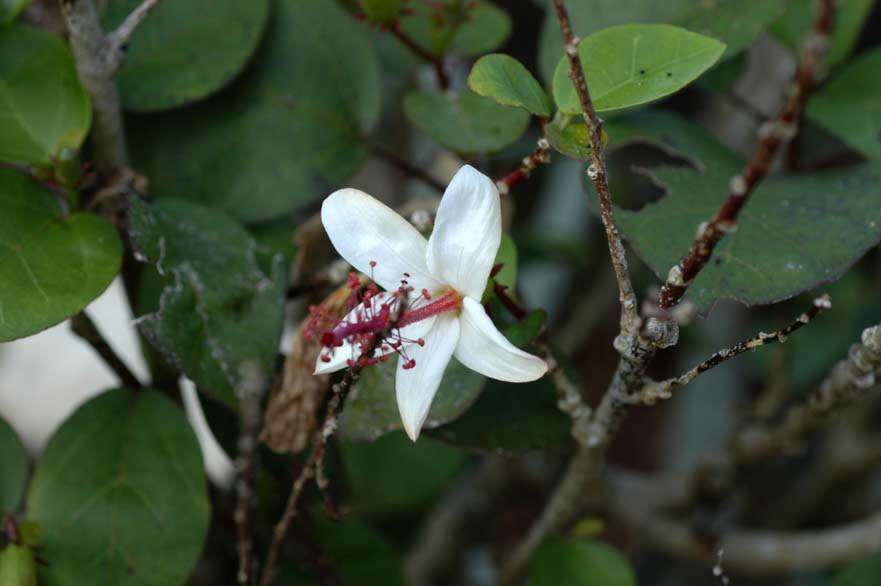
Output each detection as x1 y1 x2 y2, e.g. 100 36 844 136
128 0 380 222
468 54 551 117
835 553 881 585
0 169 122 342
553 24 725 115
538 0 787 83
129 197 285 407
608 113 881 313
26 390 210 586
339 358 486 442
403 88 530 154
0 415 27 514
807 47 881 159
400 0 510 57
103 0 269 111
531 538 636 586
0 25 91 166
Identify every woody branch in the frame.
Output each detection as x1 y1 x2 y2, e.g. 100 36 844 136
657 0 835 309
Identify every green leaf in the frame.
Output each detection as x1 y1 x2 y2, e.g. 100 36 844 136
404 88 530 154
772 0 873 69
103 0 269 111
807 47 881 159
552 24 725 115
504 310 547 350
0 415 26 514
468 54 551 117
835 553 881 585
530 538 636 586
129 197 285 407
613 141 881 313
0 544 37 586
358 0 402 22
128 0 380 222
0 0 28 23
483 233 519 301
546 112 607 161
430 376 570 453
340 431 466 516
538 0 788 83
0 169 121 342
315 518 405 586
26 390 210 586
0 25 91 166
400 0 510 57
339 358 486 442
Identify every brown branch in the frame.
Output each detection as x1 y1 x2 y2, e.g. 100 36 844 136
234 362 268 586
549 0 639 337
259 366 362 586
630 295 832 406
657 0 836 309
70 312 142 390
389 21 450 90
734 321 881 465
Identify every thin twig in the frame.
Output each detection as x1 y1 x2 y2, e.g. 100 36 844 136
630 295 832 406
70 312 142 390
657 0 836 309
734 321 881 464
495 136 552 196
389 21 450 90
259 367 362 586
369 143 446 194
105 0 161 72
234 362 268 586
549 0 639 337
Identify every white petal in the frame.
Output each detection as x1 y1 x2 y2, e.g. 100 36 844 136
455 297 548 382
322 188 442 293
396 314 460 441
313 292 436 375
427 165 502 299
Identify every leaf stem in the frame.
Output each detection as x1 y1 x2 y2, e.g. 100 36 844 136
389 21 450 90
657 0 836 309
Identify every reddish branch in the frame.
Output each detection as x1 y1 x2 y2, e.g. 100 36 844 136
549 0 639 336
495 136 551 195
657 0 836 309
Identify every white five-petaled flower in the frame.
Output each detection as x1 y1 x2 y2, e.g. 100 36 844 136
315 165 549 440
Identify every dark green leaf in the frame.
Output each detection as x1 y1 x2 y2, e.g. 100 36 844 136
0 415 26 514
358 0 401 22
538 0 787 83
504 310 547 350
835 553 881 585
0 169 121 342
552 24 725 115
0 25 91 165
103 0 269 111
807 47 881 159
26 390 210 586
339 358 486 442
400 0 510 57
0 544 37 586
430 376 570 453
530 538 636 586
128 0 380 222
613 133 881 313
340 431 466 516
0 0 28 23
772 0 873 69
315 518 405 586
468 54 551 117
129 197 285 407
483 233 519 301
404 88 530 154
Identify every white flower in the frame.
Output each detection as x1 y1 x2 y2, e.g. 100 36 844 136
315 165 548 440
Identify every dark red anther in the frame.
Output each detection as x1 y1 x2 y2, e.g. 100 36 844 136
417 338 425 347
402 359 417 370
320 355 331 363
369 260 377 268
421 288 431 300
321 332 336 347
